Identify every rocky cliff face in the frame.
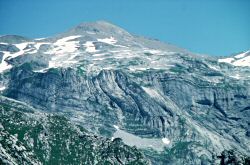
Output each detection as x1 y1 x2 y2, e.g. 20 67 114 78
0 21 249 164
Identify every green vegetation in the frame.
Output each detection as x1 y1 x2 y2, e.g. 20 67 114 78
0 96 150 165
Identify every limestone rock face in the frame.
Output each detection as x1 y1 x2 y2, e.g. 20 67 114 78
0 21 250 164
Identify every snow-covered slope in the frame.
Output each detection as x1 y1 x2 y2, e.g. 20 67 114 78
1 33 249 85
218 50 250 67
0 21 193 75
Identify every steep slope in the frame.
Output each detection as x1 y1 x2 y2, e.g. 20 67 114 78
0 96 150 164
0 21 249 164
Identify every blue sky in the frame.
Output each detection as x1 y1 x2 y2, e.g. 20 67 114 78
0 0 249 56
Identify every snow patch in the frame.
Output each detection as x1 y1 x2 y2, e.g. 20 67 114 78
218 58 234 64
0 52 12 73
37 36 82 71
218 51 250 67
134 67 147 71
57 35 81 43
0 86 6 91
15 43 30 50
235 51 249 59
97 37 117 45
0 42 33 73
162 138 170 145
33 69 48 73
128 68 136 71
129 67 158 71
113 128 171 151
35 38 46 41
83 41 96 53
45 35 81 55
232 56 250 67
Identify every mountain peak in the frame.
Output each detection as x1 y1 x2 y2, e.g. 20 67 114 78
67 20 131 37
78 20 117 27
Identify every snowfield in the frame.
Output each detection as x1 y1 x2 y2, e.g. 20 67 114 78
218 50 250 67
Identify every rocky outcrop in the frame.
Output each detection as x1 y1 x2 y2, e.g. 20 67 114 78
217 150 250 165
0 96 150 165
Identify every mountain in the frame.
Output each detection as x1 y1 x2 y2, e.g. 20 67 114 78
0 21 250 164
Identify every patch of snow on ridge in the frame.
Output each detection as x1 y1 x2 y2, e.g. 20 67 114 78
15 43 30 50
218 51 250 67
33 69 48 73
46 35 81 55
0 42 35 73
33 36 82 72
83 41 96 53
97 37 117 45
232 56 250 67
35 38 46 41
57 35 82 43
218 58 234 64
235 51 249 59
0 54 12 73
